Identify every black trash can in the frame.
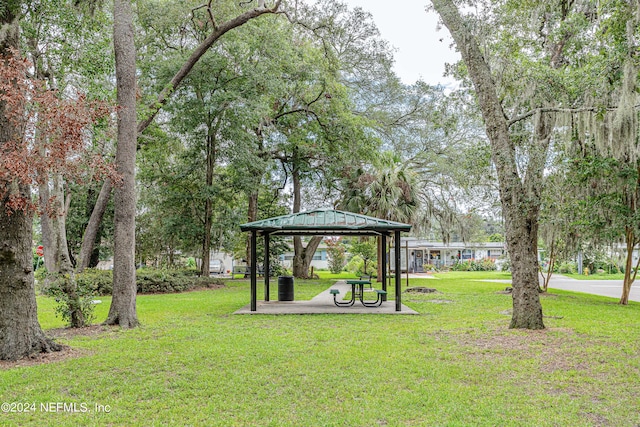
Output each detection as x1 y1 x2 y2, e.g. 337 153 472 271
278 276 294 301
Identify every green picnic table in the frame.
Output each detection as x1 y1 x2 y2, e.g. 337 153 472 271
330 279 386 307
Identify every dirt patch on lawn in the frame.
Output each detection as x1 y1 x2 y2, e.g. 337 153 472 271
0 346 91 370
0 325 115 370
442 328 601 375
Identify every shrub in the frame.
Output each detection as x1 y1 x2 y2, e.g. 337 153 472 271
451 260 472 271
76 269 114 295
136 268 223 293
44 275 97 327
52 268 225 296
422 263 437 272
556 261 577 274
478 258 497 271
268 262 290 278
348 239 377 275
345 255 377 277
326 239 347 274
451 259 497 272
497 256 510 272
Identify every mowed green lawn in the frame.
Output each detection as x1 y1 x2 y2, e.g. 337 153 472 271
1 272 640 426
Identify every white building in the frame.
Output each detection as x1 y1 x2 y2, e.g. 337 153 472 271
278 239 506 272
391 238 506 272
279 242 329 270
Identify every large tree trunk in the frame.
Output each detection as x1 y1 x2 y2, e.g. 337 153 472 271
38 180 58 273
40 174 87 328
620 228 639 305
540 235 556 293
201 130 217 276
432 0 545 329
0 12 61 360
290 163 322 278
293 236 323 278
0 190 63 360
290 163 311 278
202 200 213 276
505 205 544 328
77 179 112 272
105 0 139 328
52 175 86 327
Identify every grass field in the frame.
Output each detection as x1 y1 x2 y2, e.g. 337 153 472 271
1 272 639 426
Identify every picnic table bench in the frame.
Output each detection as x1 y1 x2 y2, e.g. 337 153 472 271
331 278 386 307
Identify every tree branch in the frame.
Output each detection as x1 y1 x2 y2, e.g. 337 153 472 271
137 0 282 134
507 106 627 127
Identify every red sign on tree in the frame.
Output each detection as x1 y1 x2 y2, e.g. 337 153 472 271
36 245 44 257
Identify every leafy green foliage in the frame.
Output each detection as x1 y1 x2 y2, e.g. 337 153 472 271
325 238 346 274
345 254 376 277
42 275 97 327
42 268 225 297
136 269 224 294
488 233 503 242
556 261 578 274
348 238 377 276
451 259 497 272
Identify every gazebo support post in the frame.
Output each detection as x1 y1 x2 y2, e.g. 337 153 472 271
381 234 387 301
264 233 270 302
394 230 401 311
251 230 257 311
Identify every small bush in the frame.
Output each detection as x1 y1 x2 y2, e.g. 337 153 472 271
326 239 347 274
556 261 577 274
44 275 97 327
345 255 377 277
269 262 290 277
497 256 510 272
422 263 437 272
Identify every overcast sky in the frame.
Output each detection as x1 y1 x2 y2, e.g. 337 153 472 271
338 0 460 85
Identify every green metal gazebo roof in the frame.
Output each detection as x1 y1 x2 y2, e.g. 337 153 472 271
240 208 412 236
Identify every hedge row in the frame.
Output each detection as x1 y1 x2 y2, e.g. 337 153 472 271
43 268 225 296
450 259 497 272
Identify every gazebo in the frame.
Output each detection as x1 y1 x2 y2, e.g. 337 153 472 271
239 208 412 312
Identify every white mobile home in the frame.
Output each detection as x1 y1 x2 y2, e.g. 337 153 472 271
390 238 506 272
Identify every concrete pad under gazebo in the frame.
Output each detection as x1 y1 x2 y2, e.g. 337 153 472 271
234 281 419 314
239 208 412 313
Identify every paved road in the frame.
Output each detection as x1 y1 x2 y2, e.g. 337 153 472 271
547 275 640 302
